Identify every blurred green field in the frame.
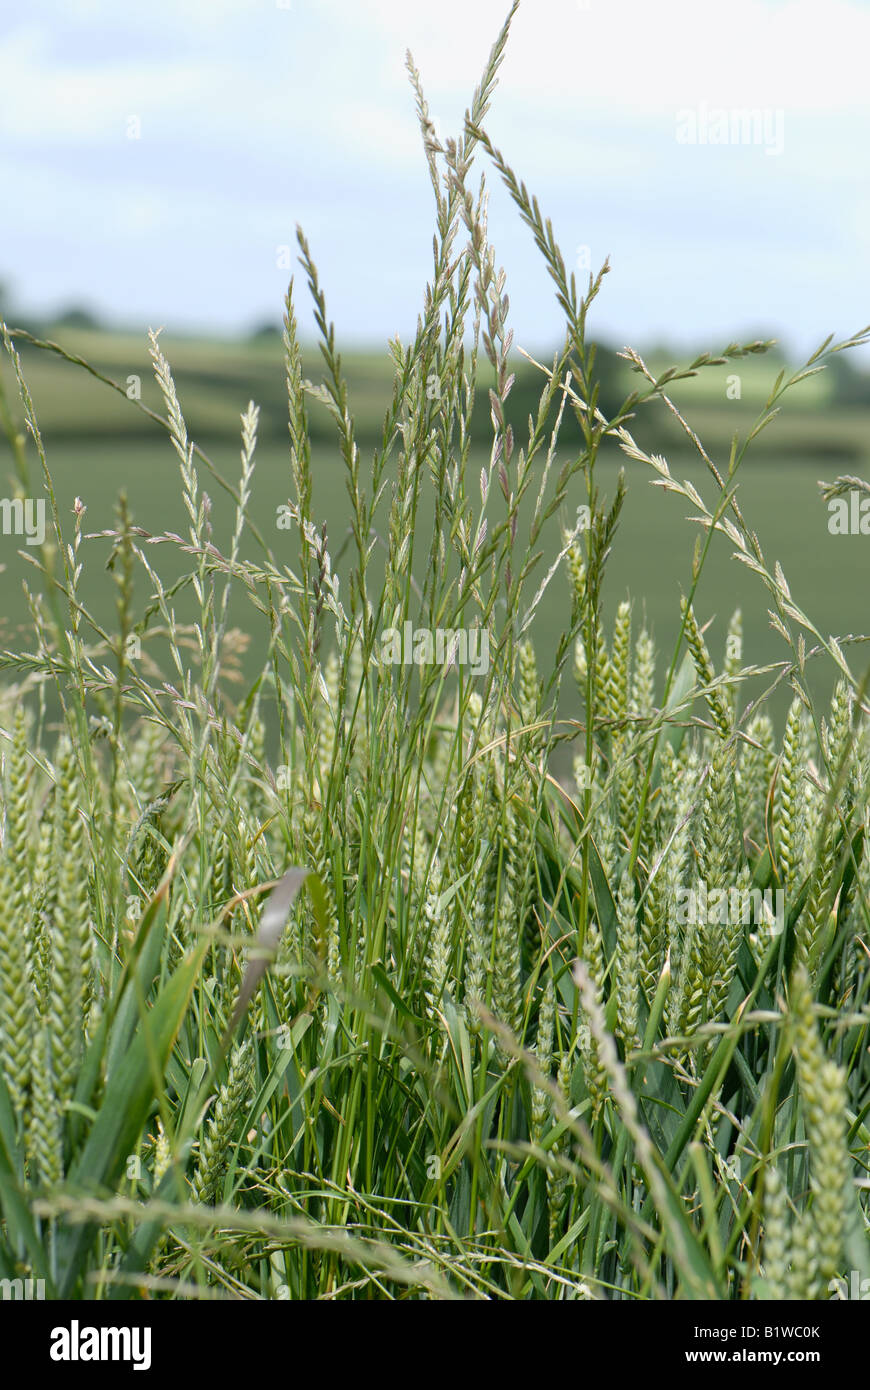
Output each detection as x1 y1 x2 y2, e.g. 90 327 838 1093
1 324 869 736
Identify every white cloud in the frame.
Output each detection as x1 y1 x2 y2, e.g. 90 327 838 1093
4 1 867 163
345 0 870 115
0 0 865 349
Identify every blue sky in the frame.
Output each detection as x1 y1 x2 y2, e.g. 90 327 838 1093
1 0 868 359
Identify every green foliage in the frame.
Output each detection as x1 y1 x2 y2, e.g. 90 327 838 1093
0 3 867 1301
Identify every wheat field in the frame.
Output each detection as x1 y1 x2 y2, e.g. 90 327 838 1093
0 3 868 1302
